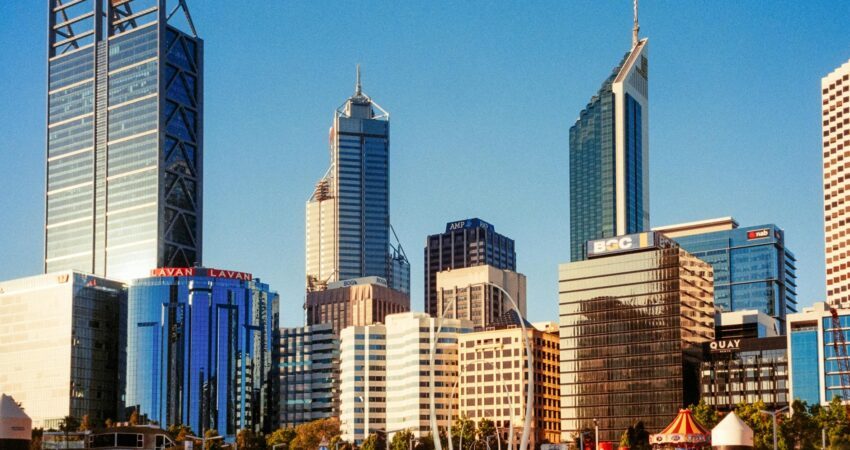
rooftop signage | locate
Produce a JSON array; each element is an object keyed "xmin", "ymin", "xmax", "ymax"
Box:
[
  {"xmin": 446, "ymin": 218, "xmax": 494, "ymax": 233},
  {"xmin": 587, "ymin": 232, "xmax": 661, "ymax": 258},
  {"xmin": 149, "ymin": 267, "xmax": 253, "ymax": 281}
]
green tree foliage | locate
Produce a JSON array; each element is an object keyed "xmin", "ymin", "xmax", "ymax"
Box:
[
  {"xmin": 735, "ymin": 400, "xmax": 779, "ymax": 450},
  {"xmin": 267, "ymin": 427, "xmax": 297, "ymax": 450},
  {"xmin": 390, "ymin": 429, "xmax": 415, "ymax": 450},
  {"xmin": 236, "ymin": 429, "xmax": 266, "ymax": 450},
  {"xmin": 361, "ymin": 434, "xmax": 386, "ymax": 450},
  {"xmin": 414, "ymin": 434, "xmax": 435, "ymax": 450},
  {"xmin": 815, "ymin": 396, "xmax": 850, "ymax": 449},
  {"xmin": 79, "ymin": 415, "xmax": 92, "ymax": 432},
  {"xmin": 205, "ymin": 429, "xmax": 224, "ymax": 450},
  {"xmin": 616, "ymin": 422, "xmax": 649, "ymax": 450},
  {"xmin": 780, "ymin": 400, "xmax": 818, "ymax": 450},
  {"xmin": 167, "ymin": 424, "xmax": 195, "ymax": 444},
  {"xmin": 450, "ymin": 416, "xmax": 476, "ymax": 450},
  {"xmin": 476, "ymin": 419, "xmax": 496, "ymax": 450},
  {"xmin": 688, "ymin": 400, "xmax": 721, "ymax": 430},
  {"xmin": 289, "ymin": 418, "xmax": 341, "ymax": 450}
]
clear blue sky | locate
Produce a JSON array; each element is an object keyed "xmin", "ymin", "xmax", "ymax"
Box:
[{"xmin": 1, "ymin": 1, "xmax": 848, "ymax": 327}]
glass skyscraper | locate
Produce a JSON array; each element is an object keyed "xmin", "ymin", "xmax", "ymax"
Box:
[
  {"xmin": 306, "ymin": 68, "xmax": 409, "ymax": 293},
  {"xmin": 46, "ymin": 0, "xmax": 203, "ymax": 281},
  {"xmin": 125, "ymin": 268, "xmax": 278, "ymax": 439},
  {"xmin": 569, "ymin": 38, "xmax": 649, "ymax": 261},
  {"xmin": 656, "ymin": 218, "xmax": 798, "ymax": 331}
]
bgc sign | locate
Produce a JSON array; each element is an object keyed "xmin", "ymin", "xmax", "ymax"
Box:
[{"xmin": 587, "ymin": 232, "xmax": 655, "ymax": 258}]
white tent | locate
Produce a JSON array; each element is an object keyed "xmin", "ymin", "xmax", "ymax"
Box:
[
  {"xmin": 711, "ymin": 412, "xmax": 753, "ymax": 449},
  {"xmin": 0, "ymin": 394, "xmax": 31, "ymax": 441}
]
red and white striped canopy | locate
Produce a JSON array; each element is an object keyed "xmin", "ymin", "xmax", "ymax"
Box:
[{"xmin": 650, "ymin": 409, "xmax": 711, "ymax": 447}]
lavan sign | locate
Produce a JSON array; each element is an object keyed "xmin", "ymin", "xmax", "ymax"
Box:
[
  {"xmin": 150, "ymin": 267, "xmax": 254, "ymax": 281},
  {"xmin": 587, "ymin": 232, "xmax": 656, "ymax": 258}
]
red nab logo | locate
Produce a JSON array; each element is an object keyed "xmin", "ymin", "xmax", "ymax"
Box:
[{"xmin": 747, "ymin": 229, "xmax": 770, "ymax": 240}]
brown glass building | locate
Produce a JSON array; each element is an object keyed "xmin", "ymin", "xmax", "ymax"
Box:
[
  {"xmin": 559, "ymin": 232, "xmax": 715, "ymax": 442},
  {"xmin": 305, "ymin": 276, "xmax": 409, "ymax": 335}
]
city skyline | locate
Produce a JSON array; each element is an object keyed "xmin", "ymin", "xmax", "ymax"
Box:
[{"xmin": 1, "ymin": 2, "xmax": 848, "ymax": 327}]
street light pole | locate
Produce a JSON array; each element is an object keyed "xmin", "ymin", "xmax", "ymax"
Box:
[
  {"xmin": 758, "ymin": 406, "xmax": 789, "ymax": 450},
  {"xmin": 593, "ymin": 419, "xmax": 598, "ymax": 450}
]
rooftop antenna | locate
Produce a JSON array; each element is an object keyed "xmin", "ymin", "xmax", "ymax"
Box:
[
  {"xmin": 355, "ymin": 64, "xmax": 362, "ymax": 96},
  {"xmin": 632, "ymin": 0, "xmax": 640, "ymax": 48}
]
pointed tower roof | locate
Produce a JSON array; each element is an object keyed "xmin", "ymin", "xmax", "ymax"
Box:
[
  {"xmin": 711, "ymin": 412, "xmax": 753, "ymax": 447},
  {"xmin": 0, "ymin": 394, "xmax": 31, "ymax": 441}
]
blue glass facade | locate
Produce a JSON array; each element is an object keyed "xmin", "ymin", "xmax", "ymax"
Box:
[
  {"xmin": 126, "ymin": 269, "xmax": 278, "ymax": 439},
  {"xmin": 569, "ymin": 42, "xmax": 649, "ymax": 262},
  {"xmin": 668, "ymin": 224, "xmax": 797, "ymax": 328},
  {"xmin": 46, "ymin": 1, "xmax": 203, "ymax": 281},
  {"xmin": 823, "ymin": 316, "xmax": 850, "ymax": 403},
  {"xmin": 789, "ymin": 327, "xmax": 820, "ymax": 405}
]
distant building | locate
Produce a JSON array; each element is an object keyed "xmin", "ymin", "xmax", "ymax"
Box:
[
  {"xmin": 44, "ymin": 0, "xmax": 204, "ymax": 280},
  {"xmin": 655, "ymin": 217, "xmax": 797, "ymax": 330},
  {"xmin": 277, "ymin": 323, "xmax": 339, "ymax": 428},
  {"xmin": 305, "ymin": 276, "xmax": 410, "ymax": 336},
  {"xmin": 559, "ymin": 232, "xmax": 714, "ymax": 442},
  {"xmin": 715, "ymin": 310, "xmax": 780, "ymax": 340},
  {"xmin": 458, "ymin": 320, "xmax": 560, "ymax": 448},
  {"xmin": 700, "ymin": 336, "xmax": 788, "ymax": 413},
  {"xmin": 340, "ymin": 313, "xmax": 472, "ymax": 444},
  {"xmin": 0, "ymin": 272, "xmax": 126, "ymax": 429},
  {"xmin": 125, "ymin": 267, "xmax": 279, "ymax": 439},
  {"xmin": 569, "ymin": 33, "xmax": 649, "ymax": 262},
  {"xmin": 823, "ymin": 59, "xmax": 850, "ymax": 308},
  {"xmin": 424, "ymin": 219, "xmax": 516, "ymax": 315},
  {"xmin": 787, "ymin": 302, "xmax": 850, "ymax": 407},
  {"xmin": 436, "ymin": 265, "xmax": 526, "ymax": 330},
  {"xmin": 305, "ymin": 67, "xmax": 409, "ymax": 294}
]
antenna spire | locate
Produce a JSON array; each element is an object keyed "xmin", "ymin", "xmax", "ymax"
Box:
[
  {"xmin": 632, "ymin": 0, "xmax": 640, "ymax": 48},
  {"xmin": 355, "ymin": 64, "xmax": 362, "ymax": 96}
]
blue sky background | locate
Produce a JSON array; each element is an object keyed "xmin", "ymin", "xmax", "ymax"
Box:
[{"xmin": 1, "ymin": 1, "xmax": 848, "ymax": 327}]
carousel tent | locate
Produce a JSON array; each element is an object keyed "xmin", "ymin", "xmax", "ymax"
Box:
[
  {"xmin": 711, "ymin": 412, "xmax": 753, "ymax": 449},
  {"xmin": 0, "ymin": 394, "xmax": 31, "ymax": 450},
  {"xmin": 650, "ymin": 409, "xmax": 711, "ymax": 449}
]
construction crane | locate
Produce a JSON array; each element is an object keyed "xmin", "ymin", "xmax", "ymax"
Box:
[{"xmin": 830, "ymin": 307, "xmax": 850, "ymax": 413}]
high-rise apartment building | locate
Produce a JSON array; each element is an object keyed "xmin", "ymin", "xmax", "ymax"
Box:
[
  {"xmin": 125, "ymin": 267, "xmax": 279, "ymax": 438},
  {"xmin": 569, "ymin": 24, "xmax": 649, "ymax": 262},
  {"xmin": 559, "ymin": 232, "xmax": 714, "ymax": 442},
  {"xmin": 458, "ymin": 321, "xmax": 561, "ymax": 448},
  {"xmin": 435, "ymin": 265, "xmax": 526, "ymax": 330},
  {"xmin": 306, "ymin": 68, "xmax": 409, "ymax": 294},
  {"xmin": 45, "ymin": 1, "xmax": 203, "ymax": 280},
  {"xmin": 278, "ymin": 323, "xmax": 340, "ymax": 428},
  {"xmin": 823, "ymin": 59, "xmax": 850, "ymax": 308},
  {"xmin": 0, "ymin": 271, "xmax": 126, "ymax": 428},
  {"xmin": 339, "ymin": 313, "xmax": 472, "ymax": 444},
  {"xmin": 424, "ymin": 219, "xmax": 516, "ymax": 316},
  {"xmin": 305, "ymin": 276, "xmax": 410, "ymax": 336},
  {"xmin": 655, "ymin": 217, "xmax": 797, "ymax": 330}
]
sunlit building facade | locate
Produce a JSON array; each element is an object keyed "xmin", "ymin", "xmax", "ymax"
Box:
[
  {"xmin": 436, "ymin": 265, "xmax": 526, "ymax": 330},
  {"xmin": 569, "ymin": 38, "xmax": 649, "ymax": 262},
  {"xmin": 125, "ymin": 268, "xmax": 278, "ymax": 439},
  {"xmin": 0, "ymin": 271, "xmax": 126, "ymax": 429},
  {"xmin": 45, "ymin": 0, "xmax": 203, "ymax": 280},
  {"xmin": 559, "ymin": 232, "xmax": 714, "ymax": 442},
  {"xmin": 424, "ymin": 219, "xmax": 516, "ymax": 316},
  {"xmin": 277, "ymin": 323, "xmax": 339, "ymax": 428},
  {"xmin": 787, "ymin": 302, "xmax": 850, "ymax": 407},
  {"xmin": 306, "ymin": 68, "xmax": 409, "ymax": 294},
  {"xmin": 823, "ymin": 59, "xmax": 850, "ymax": 308},
  {"xmin": 305, "ymin": 276, "xmax": 410, "ymax": 336}
]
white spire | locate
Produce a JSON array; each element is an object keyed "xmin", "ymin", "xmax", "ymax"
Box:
[
  {"xmin": 632, "ymin": 0, "xmax": 640, "ymax": 48},
  {"xmin": 355, "ymin": 64, "xmax": 362, "ymax": 96}
]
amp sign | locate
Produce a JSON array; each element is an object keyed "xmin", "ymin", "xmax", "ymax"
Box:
[{"xmin": 587, "ymin": 232, "xmax": 656, "ymax": 258}]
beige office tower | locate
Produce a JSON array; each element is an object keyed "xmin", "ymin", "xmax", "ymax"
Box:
[
  {"xmin": 824, "ymin": 58, "xmax": 850, "ymax": 308},
  {"xmin": 305, "ymin": 276, "xmax": 410, "ymax": 335},
  {"xmin": 339, "ymin": 312, "xmax": 472, "ymax": 444},
  {"xmin": 458, "ymin": 321, "xmax": 561, "ymax": 448},
  {"xmin": 436, "ymin": 265, "xmax": 526, "ymax": 330}
]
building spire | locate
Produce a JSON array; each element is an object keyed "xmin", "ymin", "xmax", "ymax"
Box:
[
  {"xmin": 632, "ymin": 0, "xmax": 640, "ymax": 48},
  {"xmin": 355, "ymin": 64, "xmax": 362, "ymax": 96}
]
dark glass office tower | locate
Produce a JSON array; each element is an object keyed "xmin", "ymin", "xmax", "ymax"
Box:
[
  {"xmin": 125, "ymin": 268, "xmax": 279, "ymax": 439},
  {"xmin": 559, "ymin": 232, "xmax": 714, "ymax": 442},
  {"xmin": 46, "ymin": 0, "xmax": 203, "ymax": 281},
  {"xmin": 424, "ymin": 218, "xmax": 516, "ymax": 316},
  {"xmin": 569, "ymin": 37, "xmax": 649, "ymax": 261},
  {"xmin": 306, "ymin": 68, "xmax": 409, "ymax": 294}
]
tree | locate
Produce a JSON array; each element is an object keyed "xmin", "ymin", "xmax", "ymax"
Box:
[
  {"xmin": 391, "ymin": 429, "xmax": 415, "ymax": 450},
  {"xmin": 629, "ymin": 422, "xmax": 650, "ymax": 450},
  {"xmin": 289, "ymin": 418, "xmax": 341, "ymax": 450},
  {"xmin": 361, "ymin": 434, "xmax": 386, "ymax": 450},
  {"xmin": 476, "ymin": 419, "xmax": 495, "ymax": 450},
  {"xmin": 59, "ymin": 416, "xmax": 80, "ymax": 450},
  {"xmin": 450, "ymin": 416, "xmax": 476, "ymax": 450},
  {"xmin": 105, "ymin": 419, "xmax": 114, "ymax": 429},
  {"xmin": 267, "ymin": 427, "xmax": 297, "ymax": 450},
  {"xmin": 780, "ymin": 400, "xmax": 818, "ymax": 450},
  {"xmin": 30, "ymin": 428, "xmax": 43, "ymax": 450},
  {"xmin": 236, "ymin": 429, "xmax": 266, "ymax": 450},
  {"xmin": 129, "ymin": 409, "xmax": 140, "ymax": 426},
  {"xmin": 79, "ymin": 415, "xmax": 92, "ymax": 432},
  {"xmin": 167, "ymin": 424, "xmax": 195, "ymax": 444},
  {"xmin": 815, "ymin": 396, "xmax": 850, "ymax": 449},
  {"xmin": 414, "ymin": 434, "xmax": 435, "ymax": 450},
  {"xmin": 689, "ymin": 400, "xmax": 721, "ymax": 430},
  {"xmin": 735, "ymin": 400, "xmax": 781, "ymax": 450},
  {"xmin": 205, "ymin": 429, "xmax": 224, "ymax": 450}
]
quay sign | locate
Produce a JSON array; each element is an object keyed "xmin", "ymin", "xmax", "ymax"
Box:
[
  {"xmin": 150, "ymin": 267, "xmax": 253, "ymax": 281},
  {"xmin": 709, "ymin": 339, "xmax": 741, "ymax": 352},
  {"xmin": 587, "ymin": 232, "xmax": 656, "ymax": 258}
]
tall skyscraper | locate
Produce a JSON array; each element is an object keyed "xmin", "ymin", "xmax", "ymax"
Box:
[
  {"xmin": 655, "ymin": 217, "xmax": 798, "ymax": 331},
  {"xmin": 823, "ymin": 58, "xmax": 850, "ymax": 308},
  {"xmin": 569, "ymin": 12, "xmax": 649, "ymax": 261},
  {"xmin": 424, "ymin": 218, "xmax": 516, "ymax": 316},
  {"xmin": 46, "ymin": 1, "xmax": 203, "ymax": 281},
  {"xmin": 435, "ymin": 265, "xmax": 526, "ymax": 330},
  {"xmin": 306, "ymin": 67, "xmax": 410, "ymax": 294}
]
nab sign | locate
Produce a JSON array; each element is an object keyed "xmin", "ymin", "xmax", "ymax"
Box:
[{"xmin": 587, "ymin": 232, "xmax": 656, "ymax": 258}]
